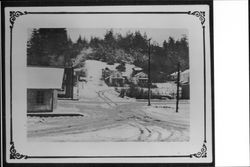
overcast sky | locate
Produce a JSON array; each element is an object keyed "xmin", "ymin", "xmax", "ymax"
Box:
[{"xmin": 67, "ymin": 28, "xmax": 188, "ymax": 46}]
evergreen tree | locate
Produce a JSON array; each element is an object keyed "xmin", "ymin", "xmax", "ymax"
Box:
[
  {"xmin": 132, "ymin": 31, "xmax": 148, "ymax": 52},
  {"xmin": 27, "ymin": 28, "xmax": 71, "ymax": 67},
  {"xmin": 116, "ymin": 62, "xmax": 126, "ymax": 72}
]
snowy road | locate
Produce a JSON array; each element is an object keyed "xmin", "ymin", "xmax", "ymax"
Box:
[
  {"xmin": 27, "ymin": 60, "xmax": 189, "ymax": 142},
  {"xmin": 28, "ymin": 97, "xmax": 189, "ymax": 142}
]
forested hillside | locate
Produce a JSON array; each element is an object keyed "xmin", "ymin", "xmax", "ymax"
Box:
[{"xmin": 27, "ymin": 28, "xmax": 189, "ymax": 82}]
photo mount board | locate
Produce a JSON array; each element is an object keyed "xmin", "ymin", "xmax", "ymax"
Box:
[{"xmin": 1, "ymin": 0, "xmax": 214, "ymax": 166}]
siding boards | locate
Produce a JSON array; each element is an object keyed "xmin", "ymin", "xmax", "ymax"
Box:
[{"xmin": 27, "ymin": 89, "xmax": 56, "ymax": 112}]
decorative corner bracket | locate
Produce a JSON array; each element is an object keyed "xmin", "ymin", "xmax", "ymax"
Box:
[
  {"xmin": 10, "ymin": 142, "xmax": 28, "ymax": 159},
  {"xmin": 188, "ymin": 11, "xmax": 205, "ymax": 26},
  {"xmin": 10, "ymin": 11, "xmax": 28, "ymax": 29},
  {"xmin": 190, "ymin": 142, "xmax": 207, "ymax": 158}
]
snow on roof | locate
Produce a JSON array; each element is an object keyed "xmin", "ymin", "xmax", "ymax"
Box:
[
  {"xmin": 134, "ymin": 71, "xmax": 148, "ymax": 78},
  {"xmin": 170, "ymin": 69, "xmax": 189, "ymax": 83},
  {"xmin": 27, "ymin": 67, "xmax": 64, "ymax": 89},
  {"xmin": 180, "ymin": 70, "xmax": 189, "ymax": 83},
  {"xmin": 170, "ymin": 72, "xmax": 178, "ymax": 76},
  {"xmin": 155, "ymin": 82, "xmax": 176, "ymax": 88},
  {"xmin": 122, "ymin": 64, "xmax": 135, "ymax": 77},
  {"xmin": 110, "ymin": 71, "xmax": 123, "ymax": 78},
  {"xmin": 181, "ymin": 69, "xmax": 189, "ymax": 74},
  {"xmin": 133, "ymin": 67, "xmax": 142, "ymax": 71},
  {"xmin": 171, "ymin": 69, "xmax": 189, "ymax": 76},
  {"xmin": 74, "ymin": 67, "xmax": 85, "ymax": 72}
]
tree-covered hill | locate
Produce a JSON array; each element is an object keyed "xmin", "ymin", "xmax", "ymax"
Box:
[{"xmin": 27, "ymin": 28, "xmax": 189, "ymax": 82}]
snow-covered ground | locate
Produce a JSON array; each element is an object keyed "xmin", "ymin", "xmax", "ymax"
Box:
[
  {"xmin": 78, "ymin": 60, "xmax": 109, "ymax": 99},
  {"xmin": 27, "ymin": 60, "xmax": 189, "ymax": 142},
  {"xmin": 154, "ymin": 82, "xmax": 180, "ymax": 97}
]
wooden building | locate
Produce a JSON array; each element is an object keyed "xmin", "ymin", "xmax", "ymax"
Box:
[
  {"xmin": 27, "ymin": 67, "xmax": 64, "ymax": 113},
  {"xmin": 105, "ymin": 70, "xmax": 125, "ymax": 87},
  {"xmin": 131, "ymin": 71, "xmax": 148, "ymax": 87},
  {"xmin": 61, "ymin": 67, "xmax": 74, "ymax": 98},
  {"xmin": 170, "ymin": 69, "xmax": 190, "ymax": 99}
]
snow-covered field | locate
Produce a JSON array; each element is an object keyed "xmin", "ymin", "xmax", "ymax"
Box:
[{"xmin": 27, "ymin": 60, "xmax": 189, "ymax": 142}]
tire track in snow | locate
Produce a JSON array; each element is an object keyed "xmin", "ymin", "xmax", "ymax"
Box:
[{"xmin": 97, "ymin": 90, "xmax": 117, "ymax": 107}]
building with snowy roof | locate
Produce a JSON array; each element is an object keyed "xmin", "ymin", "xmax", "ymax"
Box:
[
  {"xmin": 27, "ymin": 67, "xmax": 64, "ymax": 113},
  {"xmin": 104, "ymin": 70, "xmax": 125, "ymax": 87},
  {"xmin": 169, "ymin": 69, "xmax": 190, "ymax": 99},
  {"xmin": 132, "ymin": 67, "xmax": 143, "ymax": 72},
  {"xmin": 170, "ymin": 69, "xmax": 189, "ymax": 84},
  {"xmin": 131, "ymin": 71, "xmax": 148, "ymax": 87}
]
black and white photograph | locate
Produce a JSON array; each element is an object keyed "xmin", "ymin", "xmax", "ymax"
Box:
[
  {"xmin": 2, "ymin": 2, "xmax": 214, "ymax": 165},
  {"xmin": 27, "ymin": 28, "xmax": 190, "ymax": 142}
]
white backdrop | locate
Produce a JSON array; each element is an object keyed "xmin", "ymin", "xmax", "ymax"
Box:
[
  {"xmin": 0, "ymin": 0, "xmax": 249, "ymax": 166},
  {"xmin": 214, "ymin": 0, "xmax": 249, "ymax": 166}
]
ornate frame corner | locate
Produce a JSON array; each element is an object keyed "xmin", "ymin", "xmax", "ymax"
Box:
[
  {"xmin": 10, "ymin": 142, "xmax": 28, "ymax": 159},
  {"xmin": 9, "ymin": 11, "xmax": 28, "ymax": 28},
  {"xmin": 188, "ymin": 11, "xmax": 206, "ymax": 26},
  {"xmin": 190, "ymin": 142, "xmax": 207, "ymax": 158}
]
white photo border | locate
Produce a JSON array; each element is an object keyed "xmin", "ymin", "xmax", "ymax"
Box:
[{"xmin": 2, "ymin": 2, "xmax": 214, "ymax": 165}]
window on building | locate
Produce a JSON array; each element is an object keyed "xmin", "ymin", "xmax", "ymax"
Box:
[{"xmin": 36, "ymin": 91, "xmax": 45, "ymax": 104}]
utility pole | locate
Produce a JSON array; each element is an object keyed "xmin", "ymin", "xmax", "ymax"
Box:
[
  {"xmin": 176, "ymin": 62, "xmax": 180, "ymax": 113},
  {"xmin": 71, "ymin": 66, "xmax": 74, "ymax": 100},
  {"xmin": 71, "ymin": 59, "xmax": 74, "ymax": 100},
  {"xmin": 148, "ymin": 38, "xmax": 151, "ymax": 106}
]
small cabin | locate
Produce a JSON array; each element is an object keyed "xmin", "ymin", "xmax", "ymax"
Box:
[
  {"xmin": 105, "ymin": 70, "xmax": 125, "ymax": 87},
  {"xmin": 132, "ymin": 71, "xmax": 148, "ymax": 87},
  {"xmin": 27, "ymin": 67, "xmax": 64, "ymax": 113},
  {"xmin": 170, "ymin": 69, "xmax": 190, "ymax": 99}
]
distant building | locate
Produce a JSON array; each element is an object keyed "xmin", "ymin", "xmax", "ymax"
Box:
[
  {"xmin": 60, "ymin": 67, "xmax": 74, "ymax": 98},
  {"xmin": 179, "ymin": 70, "xmax": 189, "ymax": 99},
  {"xmin": 181, "ymin": 83, "xmax": 189, "ymax": 99},
  {"xmin": 104, "ymin": 70, "xmax": 125, "ymax": 87},
  {"xmin": 170, "ymin": 69, "xmax": 190, "ymax": 99},
  {"xmin": 131, "ymin": 67, "xmax": 143, "ymax": 76},
  {"xmin": 58, "ymin": 67, "xmax": 81, "ymax": 99},
  {"xmin": 27, "ymin": 67, "xmax": 64, "ymax": 113},
  {"xmin": 132, "ymin": 67, "xmax": 143, "ymax": 72},
  {"xmin": 170, "ymin": 69, "xmax": 189, "ymax": 83},
  {"xmin": 131, "ymin": 71, "xmax": 148, "ymax": 87},
  {"xmin": 102, "ymin": 66, "xmax": 148, "ymax": 87},
  {"xmin": 154, "ymin": 82, "xmax": 179, "ymax": 98}
]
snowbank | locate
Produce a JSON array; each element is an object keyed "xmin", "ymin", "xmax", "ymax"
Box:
[{"xmin": 143, "ymin": 104, "xmax": 189, "ymax": 127}]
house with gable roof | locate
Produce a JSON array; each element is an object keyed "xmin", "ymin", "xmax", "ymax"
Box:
[{"xmin": 27, "ymin": 67, "xmax": 64, "ymax": 113}]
